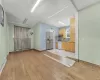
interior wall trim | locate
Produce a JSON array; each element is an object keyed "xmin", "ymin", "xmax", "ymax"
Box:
[
  {"xmin": 34, "ymin": 49, "xmax": 46, "ymax": 52},
  {"xmin": 79, "ymin": 1, "xmax": 100, "ymax": 11},
  {"xmin": 70, "ymin": 0, "xmax": 78, "ymax": 11},
  {"xmin": 67, "ymin": 57, "xmax": 100, "ymax": 68},
  {"xmin": 75, "ymin": 12, "xmax": 79, "ymax": 60}
]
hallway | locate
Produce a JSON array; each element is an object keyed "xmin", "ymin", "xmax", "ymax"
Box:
[{"xmin": 0, "ymin": 50, "xmax": 100, "ymax": 80}]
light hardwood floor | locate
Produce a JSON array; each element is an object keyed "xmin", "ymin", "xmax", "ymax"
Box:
[{"xmin": 0, "ymin": 50, "xmax": 100, "ymax": 80}]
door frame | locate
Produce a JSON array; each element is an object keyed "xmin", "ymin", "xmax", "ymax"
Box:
[{"xmin": 75, "ymin": 12, "xmax": 79, "ymax": 60}]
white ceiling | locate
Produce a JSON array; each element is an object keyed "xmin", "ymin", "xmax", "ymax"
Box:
[
  {"xmin": 2, "ymin": 0, "xmax": 100, "ymax": 27},
  {"xmin": 73, "ymin": 0, "xmax": 100, "ymax": 10}
]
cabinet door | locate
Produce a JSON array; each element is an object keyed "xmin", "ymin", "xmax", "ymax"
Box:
[
  {"xmin": 72, "ymin": 43, "xmax": 75, "ymax": 52},
  {"xmin": 66, "ymin": 43, "xmax": 70, "ymax": 51},
  {"xmin": 62, "ymin": 42, "xmax": 66, "ymax": 50},
  {"xmin": 68, "ymin": 43, "xmax": 74, "ymax": 52},
  {"xmin": 56, "ymin": 42, "xmax": 58, "ymax": 49},
  {"xmin": 70, "ymin": 43, "xmax": 73, "ymax": 52},
  {"xmin": 68, "ymin": 43, "xmax": 72, "ymax": 52},
  {"xmin": 66, "ymin": 42, "xmax": 75, "ymax": 52},
  {"xmin": 70, "ymin": 17, "xmax": 75, "ymax": 42},
  {"xmin": 67, "ymin": 43, "xmax": 70, "ymax": 51},
  {"xmin": 59, "ymin": 28, "xmax": 66, "ymax": 38}
]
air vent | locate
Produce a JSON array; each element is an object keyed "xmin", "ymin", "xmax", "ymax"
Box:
[{"xmin": 23, "ymin": 18, "xmax": 28, "ymax": 24}]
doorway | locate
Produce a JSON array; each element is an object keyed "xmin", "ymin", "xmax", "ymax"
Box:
[{"xmin": 47, "ymin": 15, "xmax": 78, "ymax": 59}]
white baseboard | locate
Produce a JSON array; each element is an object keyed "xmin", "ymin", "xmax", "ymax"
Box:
[
  {"xmin": 34, "ymin": 48, "xmax": 45, "ymax": 51},
  {"xmin": 0, "ymin": 58, "xmax": 7, "ymax": 76}
]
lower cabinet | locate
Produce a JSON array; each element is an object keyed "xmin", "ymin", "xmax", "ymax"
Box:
[
  {"xmin": 62, "ymin": 42, "xmax": 75, "ymax": 53},
  {"xmin": 56, "ymin": 42, "xmax": 75, "ymax": 53},
  {"xmin": 56, "ymin": 42, "xmax": 58, "ymax": 49}
]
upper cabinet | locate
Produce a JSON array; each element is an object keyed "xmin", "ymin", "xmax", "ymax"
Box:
[
  {"xmin": 59, "ymin": 27, "xmax": 66, "ymax": 39},
  {"xmin": 70, "ymin": 17, "xmax": 75, "ymax": 42}
]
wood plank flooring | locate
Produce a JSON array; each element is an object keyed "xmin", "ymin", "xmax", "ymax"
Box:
[
  {"xmin": 44, "ymin": 52, "xmax": 75, "ymax": 67},
  {"xmin": 0, "ymin": 50, "xmax": 100, "ymax": 80}
]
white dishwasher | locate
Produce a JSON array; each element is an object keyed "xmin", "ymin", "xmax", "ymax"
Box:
[{"xmin": 58, "ymin": 41, "xmax": 62, "ymax": 50}]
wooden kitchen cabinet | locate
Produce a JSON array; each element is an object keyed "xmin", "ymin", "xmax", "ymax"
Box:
[
  {"xmin": 62, "ymin": 42, "xmax": 66, "ymax": 50},
  {"xmin": 56, "ymin": 42, "xmax": 75, "ymax": 53},
  {"xmin": 56, "ymin": 42, "xmax": 58, "ymax": 49},
  {"xmin": 70, "ymin": 17, "xmax": 75, "ymax": 42},
  {"xmin": 62, "ymin": 42, "xmax": 75, "ymax": 53},
  {"xmin": 71, "ymin": 42, "xmax": 75, "ymax": 52},
  {"xmin": 70, "ymin": 42, "xmax": 75, "ymax": 52}
]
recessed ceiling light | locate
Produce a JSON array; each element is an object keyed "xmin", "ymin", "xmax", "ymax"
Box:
[
  {"xmin": 58, "ymin": 21, "xmax": 65, "ymax": 25},
  {"xmin": 48, "ymin": 6, "xmax": 68, "ymax": 18},
  {"xmin": 31, "ymin": 0, "xmax": 42, "ymax": 13}
]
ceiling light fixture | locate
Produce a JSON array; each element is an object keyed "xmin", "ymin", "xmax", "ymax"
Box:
[
  {"xmin": 48, "ymin": 6, "xmax": 68, "ymax": 18},
  {"xmin": 31, "ymin": 0, "xmax": 42, "ymax": 13},
  {"xmin": 58, "ymin": 21, "xmax": 65, "ymax": 25}
]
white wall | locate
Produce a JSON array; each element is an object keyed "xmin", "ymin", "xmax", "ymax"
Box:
[
  {"xmin": 0, "ymin": 2, "xmax": 10, "ymax": 70},
  {"xmin": 30, "ymin": 28, "xmax": 34, "ymax": 49},
  {"xmin": 33, "ymin": 23, "xmax": 58, "ymax": 51},
  {"xmin": 79, "ymin": 3, "xmax": 100, "ymax": 65},
  {"xmin": 8, "ymin": 23, "xmax": 14, "ymax": 52},
  {"xmin": 33, "ymin": 23, "xmax": 41, "ymax": 50}
]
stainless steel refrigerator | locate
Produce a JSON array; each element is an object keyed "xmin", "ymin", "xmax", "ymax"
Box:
[{"xmin": 46, "ymin": 32, "xmax": 53, "ymax": 50}]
